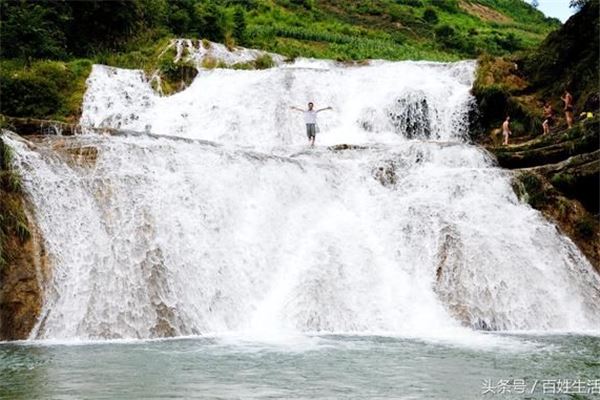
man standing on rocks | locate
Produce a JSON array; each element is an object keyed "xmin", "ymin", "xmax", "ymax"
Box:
[{"xmin": 290, "ymin": 102, "xmax": 333, "ymax": 147}]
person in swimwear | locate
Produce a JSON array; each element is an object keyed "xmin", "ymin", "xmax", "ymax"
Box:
[
  {"xmin": 542, "ymin": 101, "xmax": 553, "ymax": 135},
  {"xmin": 561, "ymin": 89, "xmax": 574, "ymax": 129},
  {"xmin": 502, "ymin": 115, "xmax": 511, "ymax": 146}
]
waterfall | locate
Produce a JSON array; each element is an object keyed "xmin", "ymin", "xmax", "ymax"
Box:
[{"xmin": 5, "ymin": 58, "xmax": 600, "ymax": 340}]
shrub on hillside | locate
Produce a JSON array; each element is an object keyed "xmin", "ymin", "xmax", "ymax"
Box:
[
  {"xmin": 254, "ymin": 54, "xmax": 275, "ymax": 69},
  {"xmin": 423, "ymin": 8, "xmax": 438, "ymax": 24},
  {"xmin": 289, "ymin": 0, "xmax": 314, "ymax": 9},
  {"xmin": 394, "ymin": 0, "xmax": 423, "ymax": 6},
  {"xmin": 0, "ymin": 60, "xmax": 91, "ymax": 120},
  {"xmin": 433, "ymin": 0, "xmax": 459, "ymax": 13},
  {"xmin": 575, "ymin": 216, "xmax": 596, "ymax": 238},
  {"xmin": 435, "ymin": 24, "xmax": 456, "ymax": 40},
  {"xmin": 435, "ymin": 24, "xmax": 476, "ymax": 55},
  {"xmin": 0, "ymin": 73, "xmax": 62, "ymax": 118},
  {"xmin": 493, "ymin": 32, "xmax": 522, "ymax": 52},
  {"xmin": 355, "ymin": 2, "xmax": 385, "ymax": 16}
]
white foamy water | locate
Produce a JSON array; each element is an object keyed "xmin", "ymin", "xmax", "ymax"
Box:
[
  {"xmin": 4, "ymin": 57, "xmax": 600, "ymax": 341},
  {"xmin": 80, "ymin": 59, "xmax": 474, "ymax": 145}
]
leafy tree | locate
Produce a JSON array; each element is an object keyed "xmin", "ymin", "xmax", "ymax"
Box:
[
  {"xmin": 169, "ymin": 8, "xmax": 192, "ymax": 35},
  {"xmin": 570, "ymin": 0, "xmax": 590, "ymax": 9},
  {"xmin": 138, "ymin": 0, "xmax": 169, "ymax": 28},
  {"xmin": 0, "ymin": 0, "xmax": 71, "ymax": 60},
  {"xmin": 166, "ymin": 0, "xmax": 196, "ymax": 36},
  {"xmin": 233, "ymin": 7, "xmax": 247, "ymax": 46},
  {"xmin": 66, "ymin": 1, "xmax": 143, "ymax": 55},
  {"xmin": 195, "ymin": 3, "xmax": 225, "ymax": 42}
]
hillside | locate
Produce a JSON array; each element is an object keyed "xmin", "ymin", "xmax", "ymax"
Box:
[
  {"xmin": 0, "ymin": 0, "xmax": 559, "ymax": 122},
  {"xmin": 241, "ymin": 0, "xmax": 559, "ymax": 61}
]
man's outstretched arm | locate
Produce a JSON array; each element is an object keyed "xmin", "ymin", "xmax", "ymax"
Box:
[
  {"xmin": 316, "ymin": 106, "xmax": 333, "ymax": 112},
  {"xmin": 290, "ymin": 106, "xmax": 304, "ymax": 112}
]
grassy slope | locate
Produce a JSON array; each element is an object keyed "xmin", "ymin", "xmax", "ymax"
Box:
[
  {"xmin": 246, "ymin": 0, "xmax": 559, "ymax": 61},
  {"xmin": 0, "ymin": 0, "xmax": 559, "ymax": 122}
]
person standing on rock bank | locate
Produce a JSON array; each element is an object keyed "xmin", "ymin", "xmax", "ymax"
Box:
[
  {"xmin": 290, "ymin": 102, "xmax": 333, "ymax": 147},
  {"xmin": 502, "ymin": 115, "xmax": 511, "ymax": 145},
  {"xmin": 542, "ymin": 101, "xmax": 553, "ymax": 135},
  {"xmin": 561, "ymin": 89, "xmax": 574, "ymax": 129}
]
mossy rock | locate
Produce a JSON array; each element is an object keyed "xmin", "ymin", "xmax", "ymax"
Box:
[{"xmin": 156, "ymin": 57, "xmax": 198, "ymax": 95}]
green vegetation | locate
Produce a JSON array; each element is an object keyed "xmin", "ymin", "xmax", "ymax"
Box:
[
  {"xmin": 0, "ymin": 0, "xmax": 560, "ymax": 121},
  {"xmin": 233, "ymin": 7, "xmax": 248, "ymax": 46},
  {"xmin": 0, "ymin": 59, "xmax": 92, "ymax": 121},
  {"xmin": 0, "ymin": 136, "xmax": 31, "ymax": 270},
  {"xmin": 254, "ymin": 54, "xmax": 275, "ymax": 69},
  {"xmin": 243, "ymin": 0, "xmax": 557, "ymax": 60},
  {"xmin": 423, "ymin": 8, "xmax": 438, "ymax": 24},
  {"xmin": 154, "ymin": 50, "xmax": 199, "ymax": 95},
  {"xmin": 550, "ymin": 172, "xmax": 576, "ymax": 192},
  {"xmin": 575, "ymin": 216, "xmax": 596, "ymax": 238},
  {"xmin": 522, "ymin": 0, "xmax": 599, "ymax": 112},
  {"xmin": 471, "ymin": 0, "xmax": 598, "ymax": 141},
  {"xmin": 519, "ymin": 172, "xmax": 547, "ymax": 208}
]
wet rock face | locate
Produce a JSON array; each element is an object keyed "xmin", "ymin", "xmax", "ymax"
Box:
[
  {"xmin": 65, "ymin": 146, "xmax": 99, "ymax": 168},
  {"xmin": 158, "ymin": 63, "xmax": 199, "ymax": 95},
  {"xmin": 0, "ymin": 134, "xmax": 49, "ymax": 340},
  {"xmin": 372, "ymin": 152, "xmax": 425, "ymax": 188},
  {"xmin": 355, "ymin": 92, "xmax": 434, "ymax": 139},
  {"xmin": 433, "ymin": 226, "xmax": 509, "ymax": 331},
  {"xmin": 485, "ymin": 118, "xmax": 600, "ymax": 269},
  {"xmin": 0, "ymin": 210, "xmax": 48, "ymax": 341},
  {"xmin": 387, "ymin": 94, "xmax": 432, "ymax": 139},
  {"xmin": 27, "ymin": 137, "xmax": 100, "ymax": 168},
  {"xmin": 373, "ymin": 160, "xmax": 398, "ymax": 187},
  {"xmin": 514, "ymin": 171, "xmax": 600, "ymax": 271},
  {"xmin": 433, "ymin": 226, "xmax": 471, "ymax": 328},
  {"xmin": 328, "ymin": 144, "xmax": 369, "ymax": 152}
]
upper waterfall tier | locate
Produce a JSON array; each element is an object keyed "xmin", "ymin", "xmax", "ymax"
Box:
[{"xmin": 80, "ymin": 59, "xmax": 475, "ymax": 146}]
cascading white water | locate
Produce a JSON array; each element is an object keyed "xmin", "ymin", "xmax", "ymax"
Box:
[
  {"xmin": 80, "ymin": 60, "xmax": 474, "ymax": 145},
  {"xmin": 6, "ymin": 57, "xmax": 600, "ymax": 340}
]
